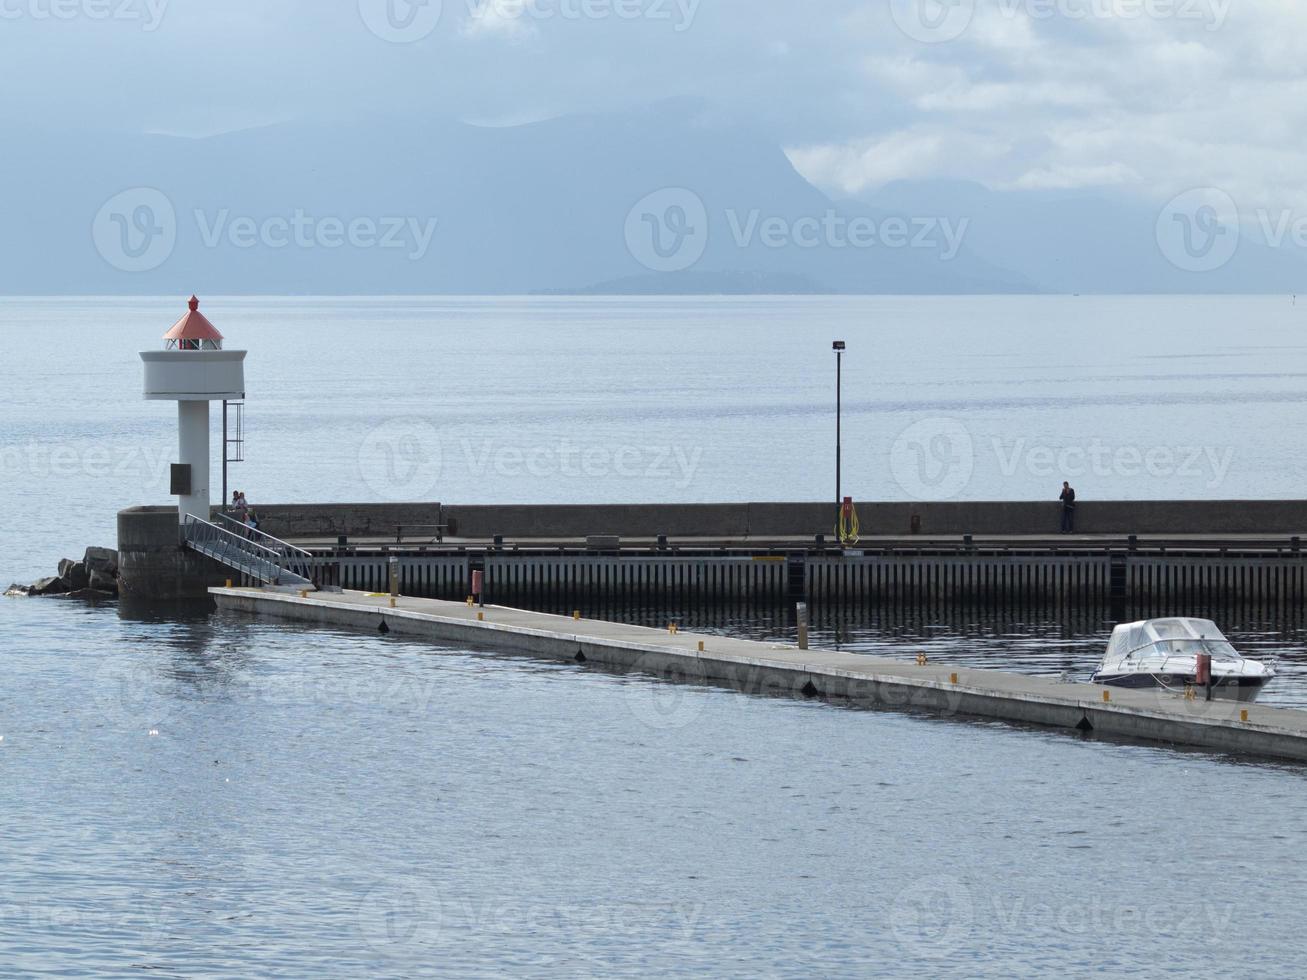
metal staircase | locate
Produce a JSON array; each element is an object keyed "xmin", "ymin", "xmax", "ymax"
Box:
[{"xmin": 182, "ymin": 514, "xmax": 317, "ymax": 590}]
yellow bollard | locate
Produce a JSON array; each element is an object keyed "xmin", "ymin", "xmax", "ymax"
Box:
[
  {"xmin": 1102, "ymin": 690, "xmax": 1111, "ymax": 703},
  {"xmin": 1241, "ymin": 709, "xmax": 1250, "ymax": 722},
  {"xmin": 573, "ymin": 610, "xmax": 581, "ymax": 621},
  {"xmin": 950, "ymin": 673, "xmax": 959, "ymax": 685},
  {"xmin": 698, "ymin": 641, "xmax": 705, "ymax": 653},
  {"xmin": 225, "ymin": 579, "xmax": 233, "ymax": 589},
  {"xmin": 477, "ymin": 612, "xmax": 485, "ymax": 622},
  {"xmin": 299, "ymin": 589, "xmax": 308, "ymax": 599}
]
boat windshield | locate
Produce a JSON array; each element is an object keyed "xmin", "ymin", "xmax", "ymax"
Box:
[
  {"xmin": 1150, "ymin": 619, "xmax": 1194, "ymax": 640},
  {"xmin": 1138, "ymin": 638, "xmax": 1241, "ymax": 661},
  {"xmin": 1184, "ymin": 619, "xmax": 1229, "ymax": 642}
]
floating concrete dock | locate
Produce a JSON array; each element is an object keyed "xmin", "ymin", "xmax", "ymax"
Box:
[{"xmin": 210, "ymin": 586, "xmax": 1307, "ymax": 764}]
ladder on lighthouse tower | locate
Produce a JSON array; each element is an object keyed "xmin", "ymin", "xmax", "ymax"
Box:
[
  {"xmin": 222, "ymin": 399, "xmax": 244, "ymax": 506},
  {"xmin": 181, "ymin": 514, "xmax": 318, "ymax": 590}
]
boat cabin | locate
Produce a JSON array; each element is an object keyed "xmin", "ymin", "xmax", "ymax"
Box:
[{"xmin": 1105, "ymin": 618, "xmax": 1240, "ymax": 663}]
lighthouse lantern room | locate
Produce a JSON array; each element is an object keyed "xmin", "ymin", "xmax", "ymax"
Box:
[{"xmin": 141, "ymin": 297, "xmax": 247, "ymax": 526}]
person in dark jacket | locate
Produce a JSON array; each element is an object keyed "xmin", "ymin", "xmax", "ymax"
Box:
[{"xmin": 1059, "ymin": 482, "xmax": 1077, "ymax": 533}]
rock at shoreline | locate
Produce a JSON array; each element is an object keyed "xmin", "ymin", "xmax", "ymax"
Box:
[
  {"xmin": 4, "ymin": 584, "xmax": 29, "ymax": 597},
  {"xmin": 57, "ymin": 588, "xmax": 117, "ymax": 601},
  {"xmin": 88, "ymin": 570, "xmax": 118, "ymax": 594},
  {"xmin": 23, "ymin": 547, "xmax": 120, "ymax": 599},
  {"xmin": 84, "ymin": 547, "xmax": 118, "ymax": 577},
  {"xmin": 58, "ymin": 559, "xmax": 90, "ymax": 591},
  {"xmin": 31, "ymin": 576, "xmax": 69, "ymax": 596}
]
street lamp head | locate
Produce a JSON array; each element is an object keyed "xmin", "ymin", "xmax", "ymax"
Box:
[{"xmin": 832, "ymin": 340, "xmax": 846, "ymax": 351}]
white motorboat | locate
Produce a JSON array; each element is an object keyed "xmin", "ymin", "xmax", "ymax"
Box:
[{"xmin": 1092, "ymin": 618, "xmax": 1276, "ymax": 703}]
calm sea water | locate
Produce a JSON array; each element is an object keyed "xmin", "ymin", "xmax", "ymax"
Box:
[{"xmin": 4, "ymin": 296, "xmax": 1307, "ymax": 976}]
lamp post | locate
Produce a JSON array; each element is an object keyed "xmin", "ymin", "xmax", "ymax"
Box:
[{"xmin": 833, "ymin": 340, "xmax": 846, "ymax": 505}]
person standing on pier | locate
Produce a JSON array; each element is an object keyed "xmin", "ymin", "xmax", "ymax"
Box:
[
  {"xmin": 1059, "ymin": 481, "xmax": 1077, "ymax": 534},
  {"xmin": 231, "ymin": 491, "xmax": 251, "ymax": 535}
]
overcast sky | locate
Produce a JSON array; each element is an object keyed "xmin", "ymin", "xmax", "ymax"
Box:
[{"xmin": 3, "ymin": 0, "xmax": 1302, "ymax": 210}]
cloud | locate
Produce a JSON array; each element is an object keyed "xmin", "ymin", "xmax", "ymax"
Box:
[
  {"xmin": 2, "ymin": 0, "xmax": 1307, "ymax": 218},
  {"xmin": 785, "ymin": 2, "xmax": 1307, "ymax": 212},
  {"xmin": 788, "ymin": 129, "xmax": 1010, "ymax": 196},
  {"xmin": 1007, "ymin": 162, "xmax": 1141, "ymax": 190},
  {"xmin": 461, "ymin": 0, "xmax": 539, "ymax": 41}
]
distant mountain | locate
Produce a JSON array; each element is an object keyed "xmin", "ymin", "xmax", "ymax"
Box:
[
  {"xmin": 4, "ymin": 104, "xmax": 1299, "ymax": 295},
  {"xmin": 853, "ymin": 179, "xmax": 1307, "ymax": 294},
  {"xmin": 545, "ymin": 271, "xmax": 831, "ymax": 295},
  {"xmin": 0, "ymin": 102, "xmax": 1031, "ymax": 295}
]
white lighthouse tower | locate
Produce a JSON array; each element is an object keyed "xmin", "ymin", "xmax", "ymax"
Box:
[{"xmin": 141, "ymin": 297, "xmax": 247, "ymax": 526}]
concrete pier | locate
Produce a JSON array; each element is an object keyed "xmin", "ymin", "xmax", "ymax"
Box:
[
  {"xmin": 122, "ymin": 500, "xmax": 1307, "ymax": 602},
  {"xmin": 210, "ymin": 586, "xmax": 1307, "ymax": 764}
]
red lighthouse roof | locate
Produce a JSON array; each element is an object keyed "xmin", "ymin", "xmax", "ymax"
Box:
[{"xmin": 163, "ymin": 296, "xmax": 224, "ymax": 343}]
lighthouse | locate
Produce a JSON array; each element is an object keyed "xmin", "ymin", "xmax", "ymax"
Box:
[{"xmin": 141, "ymin": 297, "xmax": 247, "ymax": 526}]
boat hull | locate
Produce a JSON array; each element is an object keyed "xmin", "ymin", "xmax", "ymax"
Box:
[{"xmin": 1092, "ymin": 672, "xmax": 1269, "ymax": 703}]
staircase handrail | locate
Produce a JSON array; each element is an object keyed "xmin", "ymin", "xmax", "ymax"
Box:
[
  {"xmin": 215, "ymin": 512, "xmax": 314, "ymax": 560},
  {"xmin": 183, "ymin": 514, "xmax": 314, "ymax": 587}
]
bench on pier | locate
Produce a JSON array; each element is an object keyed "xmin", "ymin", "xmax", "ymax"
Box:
[{"xmin": 395, "ymin": 524, "xmax": 450, "ymax": 545}]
